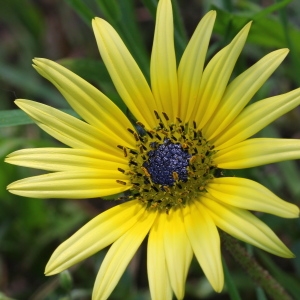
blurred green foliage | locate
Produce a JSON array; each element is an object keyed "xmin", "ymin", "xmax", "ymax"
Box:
[{"xmin": 1, "ymin": 0, "xmax": 300, "ymax": 299}]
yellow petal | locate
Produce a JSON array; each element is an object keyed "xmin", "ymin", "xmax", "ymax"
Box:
[
  {"xmin": 7, "ymin": 170, "xmax": 131, "ymax": 199},
  {"xmin": 191, "ymin": 22, "xmax": 251, "ymax": 129},
  {"xmin": 207, "ymin": 177, "xmax": 299, "ymax": 218},
  {"xmin": 183, "ymin": 201, "xmax": 224, "ymax": 292},
  {"xmin": 163, "ymin": 208, "xmax": 193, "ymax": 299},
  {"xmin": 212, "ymin": 88, "xmax": 300, "ymax": 149},
  {"xmin": 15, "ymin": 100, "xmax": 123, "ymax": 156},
  {"xmin": 5, "ymin": 148, "xmax": 128, "ymax": 171},
  {"xmin": 92, "ymin": 18, "xmax": 157, "ymax": 129},
  {"xmin": 93, "ymin": 209, "xmax": 157, "ymax": 300},
  {"xmin": 202, "ymin": 195, "xmax": 294, "ymax": 258},
  {"xmin": 150, "ymin": 0, "xmax": 178, "ymax": 121},
  {"xmin": 203, "ymin": 49, "xmax": 289, "ymax": 140},
  {"xmin": 45, "ymin": 200, "xmax": 143, "ymax": 275},
  {"xmin": 178, "ymin": 11, "xmax": 216, "ymax": 122},
  {"xmin": 214, "ymin": 138, "xmax": 300, "ymax": 169},
  {"xmin": 33, "ymin": 58, "xmax": 135, "ymax": 148},
  {"xmin": 147, "ymin": 213, "xmax": 172, "ymax": 300}
]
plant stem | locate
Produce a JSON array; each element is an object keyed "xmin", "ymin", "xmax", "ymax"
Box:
[{"xmin": 220, "ymin": 231, "xmax": 292, "ymax": 300}]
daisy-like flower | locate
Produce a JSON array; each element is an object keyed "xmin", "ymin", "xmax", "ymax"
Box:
[{"xmin": 6, "ymin": 0, "xmax": 300, "ymax": 299}]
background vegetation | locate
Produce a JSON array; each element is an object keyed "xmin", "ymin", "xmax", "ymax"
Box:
[{"xmin": 1, "ymin": 0, "xmax": 300, "ymax": 299}]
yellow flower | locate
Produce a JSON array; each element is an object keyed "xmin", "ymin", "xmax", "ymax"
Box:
[{"xmin": 6, "ymin": 0, "xmax": 300, "ymax": 299}]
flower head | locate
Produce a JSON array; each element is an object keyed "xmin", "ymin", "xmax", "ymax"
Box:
[{"xmin": 6, "ymin": 0, "xmax": 300, "ymax": 299}]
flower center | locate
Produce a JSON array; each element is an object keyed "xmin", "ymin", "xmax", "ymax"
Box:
[
  {"xmin": 117, "ymin": 111, "xmax": 218, "ymax": 214},
  {"xmin": 143, "ymin": 139, "xmax": 191, "ymax": 186}
]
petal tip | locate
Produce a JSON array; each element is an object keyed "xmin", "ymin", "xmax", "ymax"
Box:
[
  {"xmin": 284, "ymin": 250, "xmax": 296, "ymax": 259},
  {"xmin": 207, "ymin": 10, "xmax": 217, "ymax": 16},
  {"xmin": 45, "ymin": 265, "xmax": 58, "ymax": 276},
  {"xmin": 281, "ymin": 48, "xmax": 290, "ymax": 56},
  {"xmin": 274, "ymin": 48, "xmax": 290, "ymax": 57},
  {"xmin": 45, "ymin": 257, "xmax": 63, "ymax": 276},
  {"xmin": 214, "ymin": 284, "xmax": 224, "ymax": 293},
  {"xmin": 33, "ymin": 57, "xmax": 47, "ymax": 65},
  {"xmin": 4, "ymin": 156, "xmax": 11, "ymax": 164},
  {"xmin": 243, "ymin": 21, "xmax": 252, "ymax": 32},
  {"xmin": 92, "ymin": 17, "xmax": 105, "ymax": 26},
  {"xmin": 14, "ymin": 99, "xmax": 22, "ymax": 105},
  {"xmin": 6, "ymin": 181, "xmax": 14, "ymax": 190},
  {"xmin": 32, "ymin": 57, "xmax": 40, "ymax": 64},
  {"xmin": 14, "ymin": 99, "xmax": 29, "ymax": 109}
]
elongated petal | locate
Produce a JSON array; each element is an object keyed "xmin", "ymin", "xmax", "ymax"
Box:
[
  {"xmin": 214, "ymin": 138, "xmax": 300, "ymax": 169},
  {"xmin": 150, "ymin": 0, "xmax": 178, "ymax": 121},
  {"xmin": 148, "ymin": 213, "xmax": 172, "ymax": 300},
  {"xmin": 213, "ymin": 88, "xmax": 300, "ymax": 149},
  {"xmin": 15, "ymin": 100, "xmax": 123, "ymax": 156},
  {"xmin": 164, "ymin": 208, "xmax": 193, "ymax": 300},
  {"xmin": 207, "ymin": 177, "xmax": 299, "ymax": 218},
  {"xmin": 93, "ymin": 209, "xmax": 157, "ymax": 300},
  {"xmin": 7, "ymin": 170, "xmax": 131, "ymax": 198},
  {"xmin": 45, "ymin": 200, "xmax": 142, "ymax": 275},
  {"xmin": 192, "ymin": 22, "xmax": 251, "ymax": 129},
  {"xmin": 183, "ymin": 201, "xmax": 223, "ymax": 292},
  {"xmin": 92, "ymin": 18, "xmax": 157, "ymax": 129},
  {"xmin": 204, "ymin": 49, "xmax": 289, "ymax": 140},
  {"xmin": 201, "ymin": 195, "xmax": 294, "ymax": 258},
  {"xmin": 33, "ymin": 58, "xmax": 135, "ymax": 148},
  {"xmin": 178, "ymin": 11, "xmax": 216, "ymax": 122},
  {"xmin": 5, "ymin": 148, "xmax": 128, "ymax": 171}
]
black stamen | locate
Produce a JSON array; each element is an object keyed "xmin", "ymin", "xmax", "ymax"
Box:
[
  {"xmin": 155, "ymin": 134, "xmax": 162, "ymax": 141},
  {"xmin": 152, "ymin": 185, "xmax": 159, "ymax": 192},
  {"xmin": 127, "ymin": 128, "xmax": 134, "ymax": 134},
  {"xmin": 129, "ymin": 149, "xmax": 138, "ymax": 155},
  {"xmin": 162, "ymin": 112, "xmax": 169, "ymax": 121},
  {"xmin": 136, "ymin": 121, "xmax": 145, "ymax": 128},
  {"xmin": 116, "ymin": 180, "xmax": 126, "ymax": 185},
  {"xmin": 139, "ymin": 145, "xmax": 144, "ymax": 153},
  {"xmin": 147, "ymin": 131, "xmax": 154, "ymax": 139}
]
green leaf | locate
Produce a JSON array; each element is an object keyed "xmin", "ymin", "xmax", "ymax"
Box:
[
  {"xmin": 256, "ymin": 287, "xmax": 268, "ymax": 300},
  {"xmin": 276, "ymin": 0, "xmax": 300, "ymax": 86},
  {"xmin": 0, "ymin": 0, "xmax": 44, "ymax": 38},
  {"xmin": 0, "ymin": 109, "xmax": 79, "ymax": 128},
  {"xmin": 140, "ymin": 0, "xmax": 157, "ymax": 16},
  {"xmin": 212, "ymin": 5, "xmax": 300, "ymax": 49},
  {"xmin": 252, "ymin": 0, "xmax": 292, "ymax": 19},
  {"xmin": 0, "ymin": 63, "xmax": 64, "ymax": 106},
  {"xmin": 96, "ymin": 0, "xmax": 121, "ymax": 23},
  {"xmin": 64, "ymin": 0, "xmax": 95, "ymax": 26},
  {"xmin": 58, "ymin": 58, "xmax": 111, "ymax": 84},
  {"xmin": 223, "ymin": 257, "xmax": 242, "ymax": 300}
]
